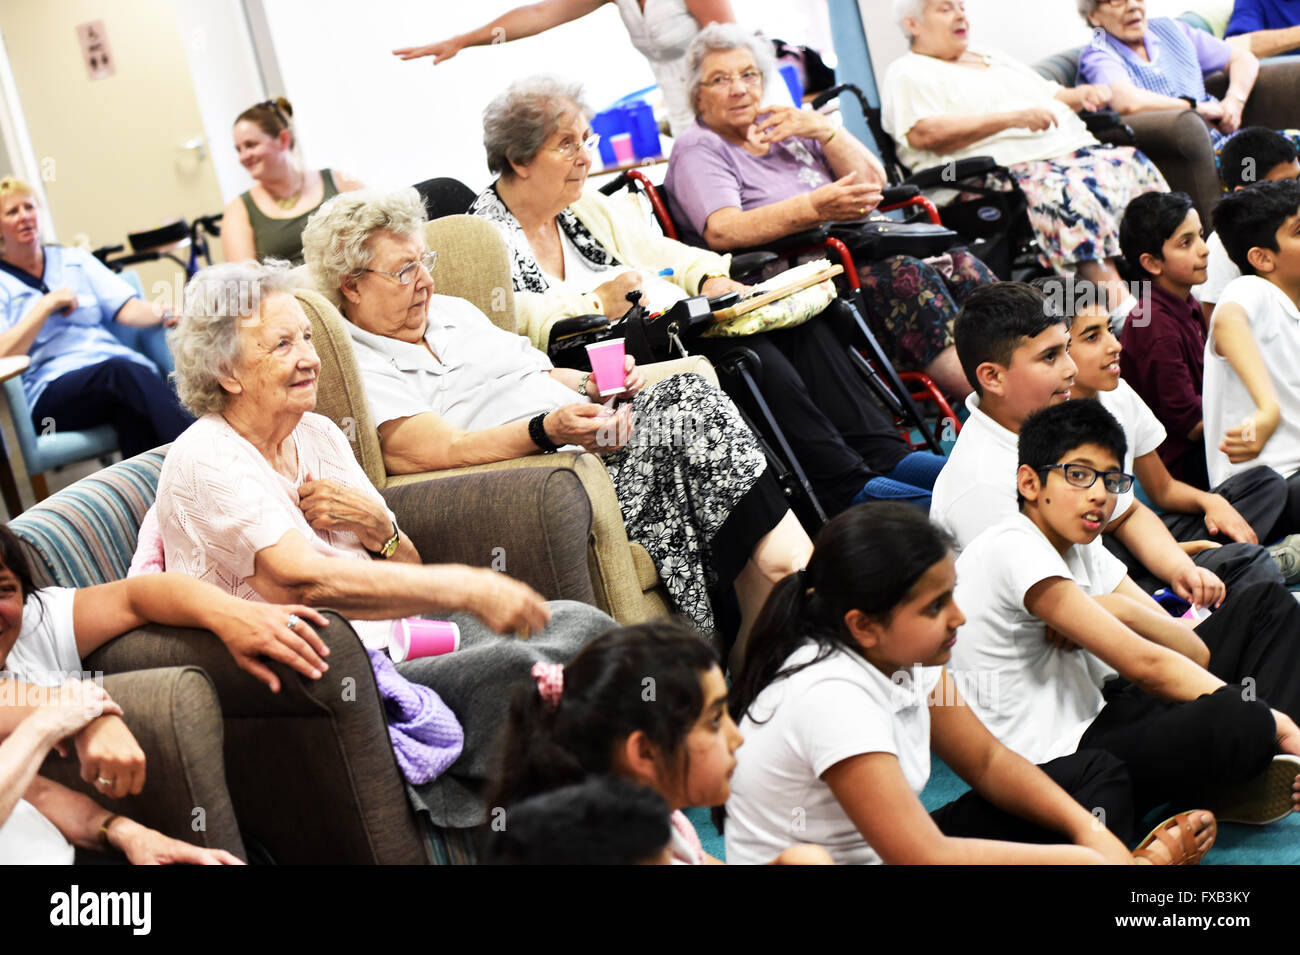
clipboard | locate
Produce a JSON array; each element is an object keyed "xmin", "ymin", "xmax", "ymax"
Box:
[{"xmin": 711, "ymin": 264, "xmax": 843, "ymax": 322}]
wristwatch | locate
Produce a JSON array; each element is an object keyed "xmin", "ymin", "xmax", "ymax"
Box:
[
  {"xmin": 577, "ymin": 373, "xmax": 593, "ymax": 399},
  {"xmin": 367, "ymin": 520, "xmax": 401, "ymax": 559}
]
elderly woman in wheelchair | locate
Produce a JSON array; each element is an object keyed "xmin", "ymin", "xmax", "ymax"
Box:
[
  {"xmin": 301, "ymin": 187, "xmax": 812, "ymax": 648},
  {"xmin": 464, "ymin": 74, "xmax": 949, "ymax": 526},
  {"xmin": 881, "ymin": 0, "xmax": 1169, "ymax": 327},
  {"xmin": 662, "ymin": 23, "xmax": 999, "ymax": 402}
]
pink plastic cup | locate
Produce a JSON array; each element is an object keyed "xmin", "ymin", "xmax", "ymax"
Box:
[
  {"xmin": 389, "ymin": 618, "xmax": 460, "ymax": 663},
  {"xmin": 585, "ymin": 338, "xmax": 627, "ymax": 397},
  {"xmin": 610, "ymin": 133, "xmax": 634, "ymax": 164}
]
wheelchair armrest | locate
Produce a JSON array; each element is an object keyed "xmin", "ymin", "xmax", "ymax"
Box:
[
  {"xmin": 735, "ymin": 226, "xmax": 830, "ymax": 258},
  {"xmin": 548, "ymin": 313, "xmax": 610, "ymax": 345},
  {"xmin": 904, "ymin": 156, "xmax": 996, "ymax": 189},
  {"xmin": 880, "ymin": 185, "xmax": 920, "ymax": 204},
  {"xmin": 729, "ymin": 251, "xmax": 779, "ymax": 278},
  {"xmin": 92, "ymin": 244, "xmax": 125, "ymax": 266}
]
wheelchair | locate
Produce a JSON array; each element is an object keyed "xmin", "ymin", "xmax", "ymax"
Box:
[{"xmin": 599, "ymin": 168, "xmax": 961, "ymax": 455}]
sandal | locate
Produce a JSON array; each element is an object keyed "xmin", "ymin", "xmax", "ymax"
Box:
[{"xmin": 1131, "ymin": 810, "xmax": 1217, "ymax": 865}]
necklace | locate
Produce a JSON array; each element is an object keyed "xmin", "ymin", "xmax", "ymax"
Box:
[{"xmin": 272, "ymin": 168, "xmax": 305, "ymax": 210}]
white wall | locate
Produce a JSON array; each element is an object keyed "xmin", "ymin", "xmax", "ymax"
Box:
[
  {"xmin": 864, "ymin": 0, "xmax": 1202, "ymax": 82},
  {"xmin": 238, "ymin": 0, "xmax": 832, "ymax": 199}
]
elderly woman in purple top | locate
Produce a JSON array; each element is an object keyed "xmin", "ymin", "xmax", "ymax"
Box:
[
  {"xmin": 664, "ymin": 23, "xmax": 996, "ymax": 401},
  {"xmin": 1077, "ymin": 0, "xmax": 1260, "ymax": 148}
]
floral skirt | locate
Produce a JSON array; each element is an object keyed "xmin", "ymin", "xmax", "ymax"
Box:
[
  {"xmin": 1007, "ymin": 145, "xmax": 1167, "ymax": 273},
  {"xmin": 601, "ymin": 372, "xmax": 769, "ymax": 642},
  {"xmin": 856, "ymin": 248, "xmax": 997, "ymax": 369}
]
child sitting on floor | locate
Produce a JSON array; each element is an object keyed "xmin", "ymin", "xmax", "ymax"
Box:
[
  {"xmin": 1046, "ymin": 274, "xmax": 1296, "ymax": 585},
  {"xmin": 723, "ymin": 502, "xmax": 1216, "ymax": 866},
  {"xmin": 485, "ymin": 620, "xmax": 832, "ymax": 865},
  {"xmin": 1204, "ymin": 178, "xmax": 1300, "ymax": 542},
  {"xmin": 949, "ymin": 399, "xmax": 1300, "ymax": 828},
  {"xmin": 484, "ymin": 776, "xmax": 673, "ymax": 865},
  {"xmin": 1193, "ymin": 127, "xmax": 1300, "ymax": 319}
]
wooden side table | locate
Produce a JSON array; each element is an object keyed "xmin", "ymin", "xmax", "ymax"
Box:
[{"xmin": 0, "ymin": 355, "xmax": 31, "ymax": 517}]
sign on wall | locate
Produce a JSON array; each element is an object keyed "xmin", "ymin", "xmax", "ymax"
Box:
[{"xmin": 76, "ymin": 20, "xmax": 114, "ymax": 80}]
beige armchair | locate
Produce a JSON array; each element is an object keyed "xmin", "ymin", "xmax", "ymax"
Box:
[{"xmin": 296, "ymin": 213, "xmax": 718, "ymax": 625}]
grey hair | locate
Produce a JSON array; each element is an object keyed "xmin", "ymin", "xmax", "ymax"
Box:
[
  {"xmin": 685, "ymin": 23, "xmax": 776, "ymax": 115},
  {"xmin": 892, "ymin": 0, "xmax": 929, "ymax": 40},
  {"xmin": 1077, "ymin": 0, "xmax": 1102, "ymax": 23},
  {"xmin": 300, "ymin": 187, "xmax": 429, "ymax": 308},
  {"xmin": 172, "ymin": 259, "xmax": 301, "ymax": 416},
  {"xmin": 482, "ymin": 76, "xmax": 591, "ymax": 178}
]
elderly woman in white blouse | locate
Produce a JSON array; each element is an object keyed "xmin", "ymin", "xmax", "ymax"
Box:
[
  {"xmin": 301, "ymin": 188, "xmax": 812, "ymax": 648},
  {"xmin": 882, "ymin": 0, "xmax": 1169, "ymax": 322}
]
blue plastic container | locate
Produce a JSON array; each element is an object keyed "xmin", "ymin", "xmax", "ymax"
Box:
[
  {"xmin": 621, "ymin": 100, "xmax": 662, "ymax": 159},
  {"xmin": 591, "ymin": 109, "xmax": 630, "ymax": 167},
  {"xmin": 778, "ymin": 62, "xmax": 804, "ymax": 106}
]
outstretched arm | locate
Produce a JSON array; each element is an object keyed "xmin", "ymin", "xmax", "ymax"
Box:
[{"xmin": 392, "ymin": 0, "xmax": 606, "ymax": 61}]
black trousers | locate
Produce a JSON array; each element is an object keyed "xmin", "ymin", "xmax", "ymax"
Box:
[
  {"xmin": 1076, "ymin": 570, "xmax": 1300, "ymax": 814},
  {"xmin": 31, "ymin": 357, "xmax": 194, "ymax": 459},
  {"xmin": 931, "ymin": 748, "xmax": 1138, "ymax": 844},
  {"xmin": 695, "ymin": 316, "xmax": 910, "ymax": 515},
  {"xmin": 1278, "ymin": 469, "xmax": 1300, "ymax": 542},
  {"xmin": 1079, "ymin": 683, "xmax": 1276, "ymax": 817},
  {"xmin": 1161, "ymin": 465, "xmax": 1288, "ymax": 547}
]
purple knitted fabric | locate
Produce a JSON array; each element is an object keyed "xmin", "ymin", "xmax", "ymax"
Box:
[{"xmin": 367, "ymin": 649, "xmax": 464, "ymax": 784}]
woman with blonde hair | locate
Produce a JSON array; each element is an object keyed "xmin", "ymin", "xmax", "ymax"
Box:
[
  {"xmin": 0, "ymin": 176, "xmax": 191, "ymax": 458},
  {"xmin": 219, "ymin": 98, "xmax": 364, "ymax": 265}
]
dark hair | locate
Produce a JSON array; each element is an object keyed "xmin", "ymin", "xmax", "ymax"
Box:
[
  {"xmin": 954, "ymin": 282, "xmax": 1064, "ymax": 396},
  {"xmin": 484, "ymin": 775, "xmax": 670, "ymax": 865},
  {"xmin": 489, "ymin": 620, "xmax": 719, "ymax": 809},
  {"xmin": 729, "ymin": 503, "xmax": 953, "ymax": 727},
  {"xmin": 1214, "ymin": 178, "xmax": 1300, "ymax": 275},
  {"xmin": 0, "ymin": 524, "xmax": 38, "ymax": 602},
  {"xmin": 1119, "ymin": 191, "xmax": 1196, "ymax": 275},
  {"xmin": 234, "ymin": 97, "xmax": 294, "ymax": 148},
  {"xmin": 1016, "ymin": 400, "xmax": 1127, "ymax": 506},
  {"xmin": 1028, "ymin": 275, "xmax": 1108, "ymax": 322},
  {"xmin": 1220, "ymin": 127, "xmax": 1299, "ymax": 191}
]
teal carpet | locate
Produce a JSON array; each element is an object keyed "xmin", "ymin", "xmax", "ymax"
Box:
[{"xmin": 689, "ymin": 758, "xmax": 1299, "ymax": 863}]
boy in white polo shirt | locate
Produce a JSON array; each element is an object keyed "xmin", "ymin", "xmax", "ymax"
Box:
[
  {"xmin": 931, "ymin": 283, "xmax": 1279, "ymax": 607},
  {"xmin": 1055, "ymin": 279, "xmax": 1297, "ymax": 588},
  {"xmin": 1204, "ymin": 178, "xmax": 1300, "ymax": 536},
  {"xmin": 950, "ymin": 400, "xmax": 1300, "ymax": 823},
  {"xmin": 1193, "ymin": 128, "xmax": 1300, "ymax": 320}
]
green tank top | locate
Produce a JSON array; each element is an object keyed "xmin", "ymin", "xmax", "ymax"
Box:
[{"xmin": 240, "ymin": 168, "xmax": 339, "ymax": 265}]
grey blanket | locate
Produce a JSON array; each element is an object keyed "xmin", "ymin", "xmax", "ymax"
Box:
[{"xmin": 395, "ymin": 599, "xmax": 615, "ymax": 829}]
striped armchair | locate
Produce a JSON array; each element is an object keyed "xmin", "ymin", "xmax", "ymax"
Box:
[{"xmin": 9, "ymin": 445, "xmax": 596, "ymax": 864}]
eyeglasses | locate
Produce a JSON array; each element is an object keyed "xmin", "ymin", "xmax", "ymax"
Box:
[
  {"xmin": 1097, "ymin": 0, "xmax": 1139, "ymax": 8},
  {"xmin": 360, "ymin": 250, "xmax": 438, "ymax": 286},
  {"xmin": 1036, "ymin": 463, "xmax": 1134, "ymax": 494},
  {"xmin": 703, "ymin": 70, "xmax": 763, "ymax": 91},
  {"xmin": 552, "ymin": 133, "xmax": 600, "ymax": 162}
]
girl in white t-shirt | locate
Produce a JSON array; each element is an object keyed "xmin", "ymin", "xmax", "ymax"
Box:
[
  {"xmin": 488, "ymin": 621, "xmax": 831, "ymax": 865},
  {"xmin": 725, "ymin": 502, "xmax": 1217, "ymax": 866}
]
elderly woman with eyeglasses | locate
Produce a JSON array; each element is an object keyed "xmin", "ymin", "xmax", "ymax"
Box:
[
  {"xmin": 1076, "ymin": 0, "xmax": 1262, "ymax": 147},
  {"xmin": 464, "ymin": 75, "xmax": 957, "ymax": 520},
  {"xmin": 149, "ymin": 259, "xmax": 614, "ymax": 825},
  {"xmin": 302, "ymin": 187, "xmax": 813, "ymax": 647},
  {"xmin": 882, "ymin": 0, "xmax": 1169, "ymax": 324},
  {"xmin": 664, "ymin": 22, "xmax": 999, "ymax": 399}
]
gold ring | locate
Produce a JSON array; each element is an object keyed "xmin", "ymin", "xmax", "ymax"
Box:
[{"xmin": 518, "ymin": 626, "xmax": 531, "ymax": 640}]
